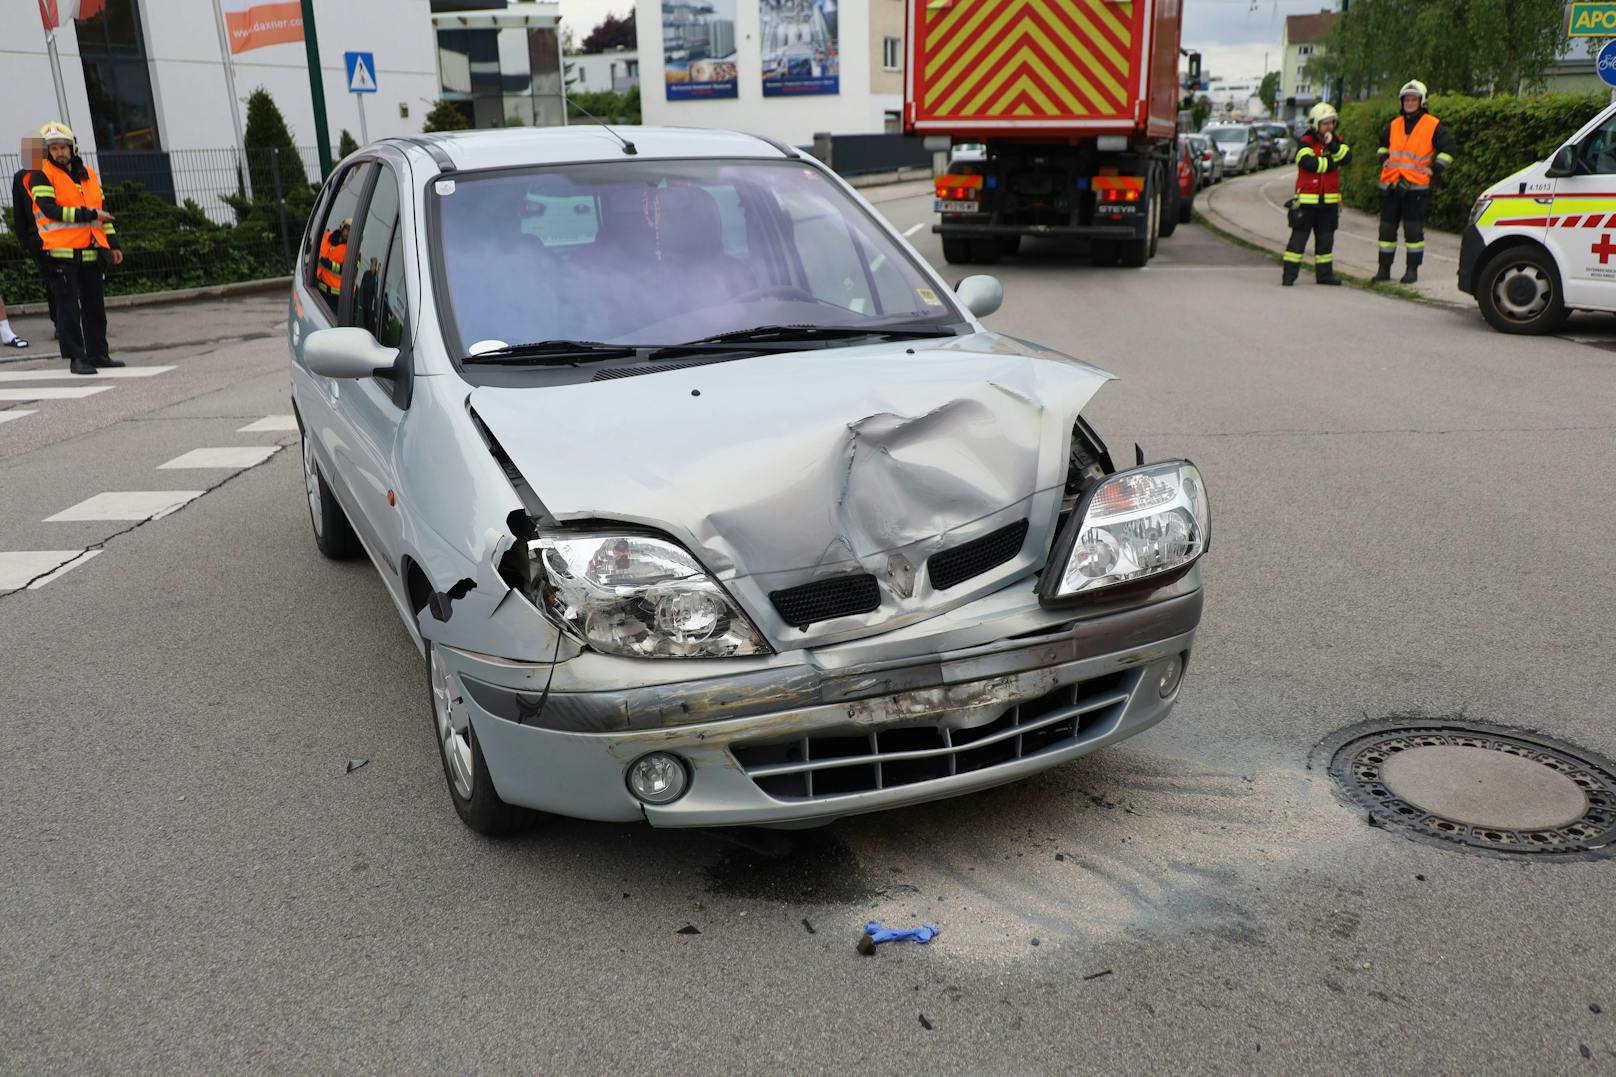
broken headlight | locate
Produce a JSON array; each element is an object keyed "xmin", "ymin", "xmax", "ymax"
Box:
[
  {"xmin": 530, "ymin": 534, "xmax": 770, "ymax": 658},
  {"xmin": 1040, "ymin": 461, "xmax": 1208, "ymax": 602}
]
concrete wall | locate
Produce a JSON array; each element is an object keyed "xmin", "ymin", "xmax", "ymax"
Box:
[{"xmin": 637, "ymin": 0, "xmax": 898, "ymax": 144}]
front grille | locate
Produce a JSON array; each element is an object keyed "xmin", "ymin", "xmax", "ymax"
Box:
[
  {"xmin": 732, "ymin": 670, "xmax": 1133, "ymax": 801},
  {"xmin": 770, "ymin": 573, "xmax": 880, "ymax": 628},
  {"xmin": 927, "ymin": 519, "xmax": 1029, "ymax": 591}
]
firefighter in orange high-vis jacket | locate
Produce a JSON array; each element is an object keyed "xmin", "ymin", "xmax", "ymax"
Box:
[
  {"xmin": 29, "ymin": 121, "xmax": 123, "ymax": 375},
  {"xmin": 316, "ymin": 218, "xmax": 351, "ymax": 300},
  {"xmin": 1376, "ymin": 79, "xmax": 1457, "ymax": 284},
  {"xmin": 1283, "ymin": 102, "xmax": 1350, "ymax": 287}
]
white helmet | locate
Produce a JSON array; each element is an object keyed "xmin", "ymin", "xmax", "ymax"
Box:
[
  {"xmin": 1398, "ymin": 80, "xmax": 1428, "ymax": 105},
  {"xmin": 1309, "ymin": 102, "xmax": 1338, "ymax": 126},
  {"xmin": 38, "ymin": 120, "xmax": 76, "ymax": 148}
]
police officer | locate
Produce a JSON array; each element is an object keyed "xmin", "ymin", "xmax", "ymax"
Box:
[
  {"xmin": 28, "ymin": 122, "xmax": 124, "ymax": 375},
  {"xmin": 1376, "ymin": 80, "xmax": 1456, "ymax": 284},
  {"xmin": 1282, "ymin": 102, "xmax": 1350, "ymax": 287}
]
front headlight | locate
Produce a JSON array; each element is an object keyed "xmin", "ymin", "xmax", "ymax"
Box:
[
  {"xmin": 1467, "ymin": 196, "xmax": 1492, "ymax": 228},
  {"xmin": 530, "ymin": 533, "xmax": 770, "ymax": 658},
  {"xmin": 1040, "ymin": 461, "xmax": 1208, "ymax": 603}
]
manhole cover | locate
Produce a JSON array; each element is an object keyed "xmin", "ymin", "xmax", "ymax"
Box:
[{"xmin": 1316, "ymin": 719, "xmax": 1616, "ymax": 859}]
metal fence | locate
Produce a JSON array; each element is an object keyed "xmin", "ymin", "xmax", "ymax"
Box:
[
  {"xmin": 0, "ymin": 146, "xmax": 325, "ymax": 304},
  {"xmin": 807, "ymin": 134, "xmax": 934, "ymax": 177}
]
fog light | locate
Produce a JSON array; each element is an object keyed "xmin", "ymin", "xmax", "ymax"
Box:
[
  {"xmin": 1158, "ymin": 654, "xmax": 1185, "ymax": 698},
  {"xmin": 627, "ymin": 752, "xmax": 688, "ymax": 804}
]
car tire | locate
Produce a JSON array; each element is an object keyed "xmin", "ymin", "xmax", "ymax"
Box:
[
  {"xmin": 301, "ymin": 427, "xmax": 362, "ymax": 560},
  {"xmin": 942, "ymin": 237, "xmax": 973, "ymax": 265},
  {"xmin": 428, "ymin": 640, "xmax": 534, "ymax": 836},
  {"xmin": 1475, "ymin": 247, "xmax": 1570, "ymax": 335}
]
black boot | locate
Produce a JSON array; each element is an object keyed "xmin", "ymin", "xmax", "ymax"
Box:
[
  {"xmin": 1282, "ymin": 262, "xmax": 1300, "ymax": 287},
  {"xmin": 70, "ymin": 357, "xmax": 97, "ymax": 375},
  {"xmin": 1372, "ymin": 252, "xmax": 1393, "ymax": 283},
  {"xmin": 90, "ymin": 356, "xmax": 126, "ymax": 368},
  {"xmin": 1316, "ymin": 273, "xmax": 1342, "ymax": 286},
  {"xmin": 1399, "ymin": 253, "xmax": 1422, "ymax": 285}
]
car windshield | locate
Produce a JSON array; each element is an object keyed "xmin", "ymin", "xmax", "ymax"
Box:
[
  {"xmin": 1207, "ymin": 128, "xmax": 1246, "ymax": 144},
  {"xmin": 434, "ymin": 158, "xmax": 963, "ymax": 354}
]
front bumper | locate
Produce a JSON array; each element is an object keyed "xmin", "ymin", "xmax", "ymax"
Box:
[
  {"xmin": 1458, "ymin": 224, "xmax": 1485, "ymax": 295},
  {"xmin": 441, "ymin": 580, "xmax": 1202, "ymax": 827}
]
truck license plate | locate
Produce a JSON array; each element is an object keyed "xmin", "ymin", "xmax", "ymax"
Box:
[{"xmin": 934, "ymin": 200, "xmax": 980, "ymax": 214}]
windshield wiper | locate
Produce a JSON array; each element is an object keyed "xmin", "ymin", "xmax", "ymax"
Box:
[
  {"xmin": 677, "ymin": 323, "xmax": 953, "ymax": 346},
  {"xmin": 462, "ymin": 340, "xmax": 639, "ymax": 365}
]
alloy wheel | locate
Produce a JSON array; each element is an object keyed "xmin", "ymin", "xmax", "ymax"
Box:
[{"xmin": 302, "ymin": 433, "xmax": 323, "ymax": 538}]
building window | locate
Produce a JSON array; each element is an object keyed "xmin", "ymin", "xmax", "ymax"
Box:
[
  {"xmin": 75, "ymin": 0, "xmax": 162, "ymax": 150},
  {"xmin": 883, "ymin": 36, "xmax": 901, "ymax": 71},
  {"xmin": 626, "ymin": 60, "xmax": 638, "ymax": 77},
  {"xmin": 1298, "ymin": 44, "xmax": 1313, "ymax": 56}
]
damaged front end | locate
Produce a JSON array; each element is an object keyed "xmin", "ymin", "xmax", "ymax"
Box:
[{"xmin": 398, "ymin": 332, "xmax": 1207, "ymax": 827}]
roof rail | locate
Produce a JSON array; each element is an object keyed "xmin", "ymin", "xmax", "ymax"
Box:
[
  {"xmin": 748, "ymin": 133, "xmax": 800, "ymax": 160},
  {"xmin": 398, "ymin": 135, "xmax": 457, "ymax": 173}
]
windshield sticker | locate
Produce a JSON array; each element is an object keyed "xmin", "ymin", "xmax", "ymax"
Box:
[
  {"xmin": 916, "ymin": 287, "xmax": 942, "ymax": 306},
  {"xmin": 435, "ymin": 179, "xmax": 456, "ymax": 197}
]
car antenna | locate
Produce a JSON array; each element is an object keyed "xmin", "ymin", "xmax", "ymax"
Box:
[{"xmin": 567, "ymin": 100, "xmax": 636, "ymax": 156}]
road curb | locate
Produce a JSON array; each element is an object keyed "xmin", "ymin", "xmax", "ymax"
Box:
[{"xmin": 9, "ymin": 276, "xmax": 290, "ymax": 318}]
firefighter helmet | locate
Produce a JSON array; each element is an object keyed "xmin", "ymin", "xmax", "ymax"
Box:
[
  {"xmin": 1398, "ymin": 80, "xmax": 1428, "ymax": 105},
  {"xmin": 1309, "ymin": 102, "xmax": 1339, "ymax": 126},
  {"xmin": 38, "ymin": 121, "xmax": 76, "ymax": 147}
]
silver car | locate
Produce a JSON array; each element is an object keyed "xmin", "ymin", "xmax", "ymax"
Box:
[
  {"xmin": 1205, "ymin": 124, "xmax": 1260, "ymax": 176},
  {"xmin": 290, "ymin": 128, "xmax": 1209, "ymax": 834}
]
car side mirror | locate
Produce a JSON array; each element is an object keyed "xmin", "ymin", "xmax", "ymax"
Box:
[
  {"xmin": 305, "ymin": 326, "xmax": 398, "ymax": 379},
  {"xmin": 954, "ymin": 274, "xmax": 1003, "ymax": 319},
  {"xmin": 1546, "ymin": 144, "xmax": 1578, "ymax": 179}
]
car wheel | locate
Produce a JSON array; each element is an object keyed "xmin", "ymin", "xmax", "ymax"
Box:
[
  {"xmin": 301, "ymin": 427, "xmax": 362, "ymax": 560},
  {"xmin": 428, "ymin": 640, "xmax": 534, "ymax": 836},
  {"xmin": 942, "ymin": 237, "xmax": 973, "ymax": 265},
  {"xmin": 1476, "ymin": 247, "xmax": 1570, "ymax": 335}
]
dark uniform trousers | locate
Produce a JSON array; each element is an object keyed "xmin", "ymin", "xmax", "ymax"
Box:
[
  {"xmin": 46, "ymin": 252, "xmax": 108, "ymax": 363},
  {"xmin": 1378, "ymin": 186, "xmax": 1430, "ymax": 272},
  {"xmin": 1284, "ymin": 202, "xmax": 1339, "ymax": 282}
]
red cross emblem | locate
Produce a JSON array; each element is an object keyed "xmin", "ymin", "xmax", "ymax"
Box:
[{"xmin": 1593, "ymin": 235, "xmax": 1616, "ymax": 264}]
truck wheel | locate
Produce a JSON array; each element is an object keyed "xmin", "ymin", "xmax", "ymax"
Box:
[
  {"xmin": 1476, "ymin": 247, "xmax": 1569, "ymax": 335},
  {"xmin": 942, "ymin": 237, "xmax": 973, "ymax": 265},
  {"xmin": 1149, "ymin": 173, "xmax": 1162, "ymax": 256},
  {"xmin": 970, "ymin": 239, "xmax": 1001, "ymax": 264},
  {"xmin": 1120, "ymin": 178, "xmax": 1158, "ymax": 267},
  {"xmin": 997, "ymin": 235, "xmax": 1021, "ymax": 256},
  {"xmin": 1160, "ymin": 168, "xmax": 1180, "ymax": 238}
]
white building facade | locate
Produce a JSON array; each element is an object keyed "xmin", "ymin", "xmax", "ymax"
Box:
[
  {"xmin": 566, "ymin": 48, "xmax": 641, "ymax": 93},
  {"xmin": 635, "ymin": 0, "xmax": 902, "ymax": 146},
  {"xmin": 2, "ymin": 0, "xmax": 442, "ymax": 161}
]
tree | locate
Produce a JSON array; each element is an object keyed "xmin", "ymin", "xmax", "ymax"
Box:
[
  {"xmin": 580, "ymin": 11, "xmax": 635, "ymax": 53},
  {"xmin": 337, "ymin": 129, "xmax": 359, "ymax": 158},
  {"xmin": 423, "ymin": 100, "xmax": 471, "ymax": 132},
  {"xmin": 241, "ymin": 87, "xmax": 308, "ymax": 201},
  {"xmin": 1258, "ymin": 70, "xmax": 1280, "ymax": 110},
  {"xmin": 1308, "ymin": 0, "xmax": 1565, "ymax": 100}
]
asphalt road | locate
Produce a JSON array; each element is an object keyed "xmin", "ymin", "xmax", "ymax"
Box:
[{"xmin": 3, "ymin": 194, "xmax": 1614, "ymax": 1074}]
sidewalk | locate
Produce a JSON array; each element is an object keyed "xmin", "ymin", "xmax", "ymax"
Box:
[{"xmin": 1200, "ymin": 170, "xmax": 1468, "ymax": 308}]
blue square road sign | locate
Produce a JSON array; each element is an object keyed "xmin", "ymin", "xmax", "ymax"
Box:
[{"xmin": 344, "ymin": 52, "xmax": 377, "ymax": 94}]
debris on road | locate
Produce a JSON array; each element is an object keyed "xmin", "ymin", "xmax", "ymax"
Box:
[
  {"xmin": 802, "ymin": 918, "xmax": 816, "ymax": 935},
  {"xmin": 857, "ymin": 921, "xmax": 938, "ymax": 955},
  {"xmin": 1592, "ymin": 1003, "xmax": 1603, "ymax": 1014},
  {"xmin": 676, "ymin": 924, "xmax": 701, "ymax": 936},
  {"xmin": 1030, "ymin": 938, "xmax": 1040, "ymax": 947},
  {"xmin": 918, "ymin": 1014, "xmax": 934, "ymax": 1031},
  {"xmin": 1083, "ymin": 969, "xmax": 1114, "ymax": 981},
  {"xmin": 345, "ymin": 757, "xmax": 368, "ymax": 774}
]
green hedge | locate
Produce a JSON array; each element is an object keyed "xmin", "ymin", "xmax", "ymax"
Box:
[{"xmin": 1337, "ymin": 93, "xmax": 1605, "ymax": 233}]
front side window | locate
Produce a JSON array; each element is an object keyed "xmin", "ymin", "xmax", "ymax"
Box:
[
  {"xmin": 310, "ymin": 163, "xmax": 373, "ymax": 313},
  {"xmin": 347, "ymin": 169, "xmax": 400, "ymax": 338},
  {"xmin": 1582, "ymin": 116, "xmax": 1616, "ymax": 174},
  {"xmin": 434, "ymin": 159, "xmax": 963, "ymax": 354}
]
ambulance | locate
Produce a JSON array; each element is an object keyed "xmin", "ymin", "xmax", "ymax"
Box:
[{"xmin": 1460, "ymin": 101, "xmax": 1616, "ymax": 334}]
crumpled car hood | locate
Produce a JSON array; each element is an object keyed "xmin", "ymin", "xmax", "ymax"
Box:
[{"xmin": 468, "ymin": 332, "xmax": 1112, "ymax": 646}]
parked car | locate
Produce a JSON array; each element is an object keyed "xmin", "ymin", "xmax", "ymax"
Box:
[
  {"xmin": 1186, "ymin": 133, "xmax": 1223, "ymax": 185},
  {"xmin": 1176, "ymin": 136, "xmax": 1199, "ymax": 222},
  {"xmin": 1254, "ymin": 130, "xmax": 1277, "ymax": 168},
  {"xmin": 1204, "ymin": 124, "xmax": 1260, "ymax": 175},
  {"xmin": 290, "ymin": 127, "xmax": 1210, "ymax": 834},
  {"xmin": 1255, "ymin": 123, "xmax": 1294, "ymax": 167}
]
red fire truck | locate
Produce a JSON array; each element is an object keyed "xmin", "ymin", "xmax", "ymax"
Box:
[{"xmin": 905, "ymin": 0, "xmax": 1186, "ymax": 267}]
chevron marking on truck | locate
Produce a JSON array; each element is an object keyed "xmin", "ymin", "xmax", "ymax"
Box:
[{"xmin": 922, "ymin": 0, "xmax": 1135, "ymax": 120}]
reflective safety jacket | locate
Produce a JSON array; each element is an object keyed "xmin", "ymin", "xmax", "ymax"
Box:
[
  {"xmin": 1294, "ymin": 130, "xmax": 1350, "ymax": 204},
  {"xmin": 316, "ymin": 231, "xmax": 346, "ymax": 294},
  {"xmin": 1378, "ymin": 109, "xmax": 1456, "ymax": 189},
  {"xmin": 29, "ymin": 158, "xmax": 116, "ymax": 256}
]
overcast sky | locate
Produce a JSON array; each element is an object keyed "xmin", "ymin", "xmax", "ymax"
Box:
[{"xmin": 558, "ymin": 0, "xmax": 1342, "ymax": 81}]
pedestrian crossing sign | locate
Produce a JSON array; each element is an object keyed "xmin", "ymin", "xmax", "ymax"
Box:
[{"xmin": 344, "ymin": 51, "xmax": 377, "ymax": 94}]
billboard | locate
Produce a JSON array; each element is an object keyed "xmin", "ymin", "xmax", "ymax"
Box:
[
  {"xmin": 663, "ymin": 0, "xmax": 738, "ymax": 100},
  {"xmin": 761, "ymin": 0, "xmax": 838, "ymax": 96}
]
